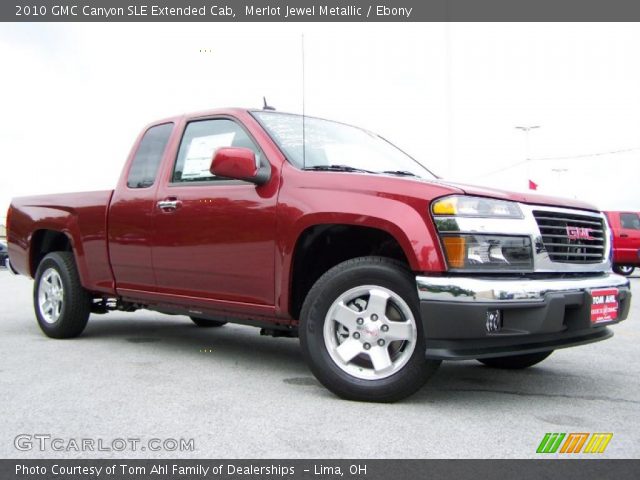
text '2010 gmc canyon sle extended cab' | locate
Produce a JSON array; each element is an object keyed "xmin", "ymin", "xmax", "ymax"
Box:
[{"xmin": 6, "ymin": 108, "xmax": 632, "ymax": 402}]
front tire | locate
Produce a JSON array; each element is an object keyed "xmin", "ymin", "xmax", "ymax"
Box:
[
  {"xmin": 613, "ymin": 265, "xmax": 635, "ymax": 276},
  {"xmin": 299, "ymin": 257, "xmax": 440, "ymax": 402},
  {"xmin": 478, "ymin": 351, "xmax": 553, "ymax": 369},
  {"xmin": 33, "ymin": 252, "xmax": 91, "ymax": 339}
]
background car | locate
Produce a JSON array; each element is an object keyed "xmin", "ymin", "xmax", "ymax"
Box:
[
  {"xmin": 605, "ymin": 211, "xmax": 640, "ymax": 276},
  {"xmin": 0, "ymin": 241, "xmax": 8, "ymax": 268}
]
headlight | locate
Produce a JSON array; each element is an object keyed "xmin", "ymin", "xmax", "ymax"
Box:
[
  {"xmin": 441, "ymin": 235, "xmax": 533, "ymax": 271},
  {"xmin": 431, "ymin": 196, "xmax": 532, "ymax": 271},
  {"xmin": 432, "ymin": 195, "xmax": 523, "ymax": 218}
]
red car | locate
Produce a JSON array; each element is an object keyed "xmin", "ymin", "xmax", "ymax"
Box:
[
  {"xmin": 605, "ymin": 211, "xmax": 640, "ymax": 276},
  {"xmin": 5, "ymin": 108, "xmax": 632, "ymax": 402},
  {"xmin": 0, "ymin": 241, "xmax": 8, "ymax": 268}
]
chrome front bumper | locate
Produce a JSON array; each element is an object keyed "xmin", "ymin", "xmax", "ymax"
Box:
[
  {"xmin": 4, "ymin": 257, "xmax": 18, "ymax": 275},
  {"xmin": 417, "ymin": 272, "xmax": 630, "ymax": 304},
  {"xmin": 416, "ymin": 272, "xmax": 632, "ymax": 360}
]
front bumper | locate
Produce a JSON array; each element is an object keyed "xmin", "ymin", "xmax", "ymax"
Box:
[
  {"xmin": 4, "ymin": 257, "xmax": 18, "ymax": 274},
  {"xmin": 416, "ymin": 273, "xmax": 631, "ymax": 360}
]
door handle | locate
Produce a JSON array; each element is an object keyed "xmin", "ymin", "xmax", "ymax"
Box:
[
  {"xmin": 620, "ymin": 233, "xmax": 629, "ymax": 238},
  {"xmin": 157, "ymin": 199, "xmax": 181, "ymax": 211}
]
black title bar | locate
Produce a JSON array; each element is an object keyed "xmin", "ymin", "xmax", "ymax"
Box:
[
  {"xmin": 2, "ymin": 459, "xmax": 640, "ymax": 480},
  {"xmin": 4, "ymin": 0, "xmax": 640, "ymax": 22}
]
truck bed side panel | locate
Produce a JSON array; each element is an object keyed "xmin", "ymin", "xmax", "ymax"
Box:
[{"xmin": 7, "ymin": 190, "xmax": 116, "ymax": 295}]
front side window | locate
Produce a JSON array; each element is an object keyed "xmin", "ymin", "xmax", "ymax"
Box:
[
  {"xmin": 253, "ymin": 111, "xmax": 435, "ymax": 179},
  {"xmin": 172, "ymin": 119, "xmax": 261, "ymax": 183},
  {"xmin": 620, "ymin": 212, "xmax": 640, "ymax": 230},
  {"xmin": 127, "ymin": 123, "xmax": 173, "ymax": 188}
]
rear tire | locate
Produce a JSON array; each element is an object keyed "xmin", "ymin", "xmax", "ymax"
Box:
[
  {"xmin": 190, "ymin": 317, "xmax": 227, "ymax": 328},
  {"xmin": 478, "ymin": 351, "xmax": 553, "ymax": 369},
  {"xmin": 299, "ymin": 256, "xmax": 441, "ymax": 402},
  {"xmin": 613, "ymin": 265, "xmax": 635, "ymax": 276},
  {"xmin": 33, "ymin": 252, "xmax": 91, "ymax": 339}
]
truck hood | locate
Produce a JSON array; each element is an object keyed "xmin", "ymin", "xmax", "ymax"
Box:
[{"xmin": 430, "ymin": 179, "xmax": 599, "ymax": 212}]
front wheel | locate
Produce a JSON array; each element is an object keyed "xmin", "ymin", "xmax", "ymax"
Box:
[
  {"xmin": 299, "ymin": 257, "xmax": 440, "ymax": 402},
  {"xmin": 33, "ymin": 252, "xmax": 91, "ymax": 339},
  {"xmin": 613, "ymin": 265, "xmax": 635, "ymax": 276},
  {"xmin": 477, "ymin": 351, "xmax": 553, "ymax": 369}
]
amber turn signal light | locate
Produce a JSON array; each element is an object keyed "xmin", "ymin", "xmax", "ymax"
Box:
[{"xmin": 442, "ymin": 236, "xmax": 466, "ymax": 269}]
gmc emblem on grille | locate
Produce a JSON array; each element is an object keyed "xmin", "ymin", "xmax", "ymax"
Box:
[{"xmin": 566, "ymin": 226, "xmax": 595, "ymax": 241}]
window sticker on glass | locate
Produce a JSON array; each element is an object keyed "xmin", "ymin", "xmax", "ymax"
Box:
[{"xmin": 181, "ymin": 133, "xmax": 235, "ymax": 180}]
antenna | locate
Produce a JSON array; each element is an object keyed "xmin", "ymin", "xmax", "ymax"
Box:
[
  {"xmin": 262, "ymin": 96, "xmax": 275, "ymax": 111},
  {"xmin": 301, "ymin": 33, "xmax": 306, "ymax": 169}
]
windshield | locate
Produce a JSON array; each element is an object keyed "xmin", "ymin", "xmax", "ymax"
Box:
[{"xmin": 252, "ymin": 112, "xmax": 436, "ymax": 179}]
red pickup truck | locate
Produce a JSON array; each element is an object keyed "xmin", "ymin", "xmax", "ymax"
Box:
[
  {"xmin": 6, "ymin": 108, "xmax": 632, "ymax": 402},
  {"xmin": 605, "ymin": 211, "xmax": 640, "ymax": 276}
]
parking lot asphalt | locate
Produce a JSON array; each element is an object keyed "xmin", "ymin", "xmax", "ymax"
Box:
[{"xmin": 0, "ymin": 270, "xmax": 638, "ymax": 459}]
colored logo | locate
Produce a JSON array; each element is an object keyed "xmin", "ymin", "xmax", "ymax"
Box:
[
  {"xmin": 566, "ymin": 226, "xmax": 595, "ymax": 241},
  {"xmin": 537, "ymin": 433, "xmax": 613, "ymax": 454}
]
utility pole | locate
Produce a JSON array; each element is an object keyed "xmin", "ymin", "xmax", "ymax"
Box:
[{"xmin": 515, "ymin": 125, "xmax": 540, "ymax": 189}]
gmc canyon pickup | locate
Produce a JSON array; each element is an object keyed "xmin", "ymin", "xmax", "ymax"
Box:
[{"xmin": 6, "ymin": 108, "xmax": 632, "ymax": 402}]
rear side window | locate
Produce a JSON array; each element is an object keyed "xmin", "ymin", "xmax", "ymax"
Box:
[
  {"xmin": 127, "ymin": 123, "xmax": 174, "ymax": 188},
  {"xmin": 620, "ymin": 212, "xmax": 640, "ymax": 230}
]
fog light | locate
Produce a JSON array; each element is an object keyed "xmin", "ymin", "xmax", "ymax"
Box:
[{"xmin": 486, "ymin": 310, "xmax": 502, "ymax": 333}]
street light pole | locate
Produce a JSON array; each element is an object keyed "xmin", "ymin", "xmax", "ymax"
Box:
[{"xmin": 515, "ymin": 125, "xmax": 540, "ymax": 189}]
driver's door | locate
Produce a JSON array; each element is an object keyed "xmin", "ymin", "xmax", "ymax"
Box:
[{"xmin": 150, "ymin": 117, "xmax": 278, "ymax": 309}]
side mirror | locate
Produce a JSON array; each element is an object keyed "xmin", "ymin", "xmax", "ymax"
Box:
[{"xmin": 210, "ymin": 147, "xmax": 269, "ymax": 185}]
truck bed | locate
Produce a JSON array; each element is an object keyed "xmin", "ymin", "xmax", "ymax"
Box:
[{"xmin": 8, "ymin": 190, "xmax": 116, "ymax": 294}]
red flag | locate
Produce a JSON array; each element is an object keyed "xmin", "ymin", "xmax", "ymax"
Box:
[{"xmin": 528, "ymin": 179, "xmax": 538, "ymax": 190}]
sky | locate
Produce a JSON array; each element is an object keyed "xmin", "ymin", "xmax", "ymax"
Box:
[{"xmin": 1, "ymin": 22, "xmax": 639, "ymax": 226}]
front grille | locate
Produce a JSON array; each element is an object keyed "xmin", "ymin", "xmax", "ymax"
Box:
[{"xmin": 533, "ymin": 210, "xmax": 606, "ymax": 264}]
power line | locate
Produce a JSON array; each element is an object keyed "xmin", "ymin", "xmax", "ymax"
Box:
[
  {"xmin": 528, "ymin": 146, "xmax": 640, "ymax": 162},
  {"xmin": 478, "ymin": 146, "xmax": 640, "ymax": 178},
  {"xmin": 477, "ymin": 161, "xmax": 525, "ymax": 177}
]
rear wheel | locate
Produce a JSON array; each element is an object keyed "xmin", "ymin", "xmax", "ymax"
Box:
[
  {"xmin": 478, "ymin": 351, "xmax": 553, "ymax": 369},
  {"xmin": 190, "ymin": 317, "xmax": 227, "ymax": 328},
  {"xmin": 33, "ymin": 252, "xmax": 91, "ymax": 339},
  {"xmin": 613, "ymin": 265, "xmax": 635, "ymax": 276},
  {"xmin": 299, "ymin": 257, "xmax": 441, "ymax": 402}
]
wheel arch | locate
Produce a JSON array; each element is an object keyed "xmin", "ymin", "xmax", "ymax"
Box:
[
  {"xmin": 30, "ymin": 229, "xmax": 74, "ymax": 276},
  {"xmin": 286, "ymin": 221, "xmax": 415, "ymax": 320}
]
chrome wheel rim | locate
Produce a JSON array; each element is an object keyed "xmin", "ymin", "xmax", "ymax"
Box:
[
  {"xmin": 619, "ymin": 266, "xmax": 633, "ymax": 275},
  {"xmin": 323, "ymin": 285, "xmax": 418, "ymax": 381},
  {"xmin": 38, "ymin": 268, "xmax": 64, "ymax": 324}
]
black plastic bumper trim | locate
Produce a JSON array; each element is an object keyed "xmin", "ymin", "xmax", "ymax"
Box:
[{"xmin": 425, "ymin": 327, "xmax": 613, "ymax": 360}]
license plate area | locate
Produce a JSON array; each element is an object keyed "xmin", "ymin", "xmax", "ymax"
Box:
[{"xmin": 590, "ymin": 288, "xmax": 619, "ymax": 324}]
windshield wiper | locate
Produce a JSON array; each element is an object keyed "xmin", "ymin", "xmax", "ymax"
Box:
[
  {"xmin": 303, "ymin": 165, "xmax": 377, "ymax": 174},
  {"xmin": 381, "ymin": 170, "xmax": 418, "ymax": 177}
]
